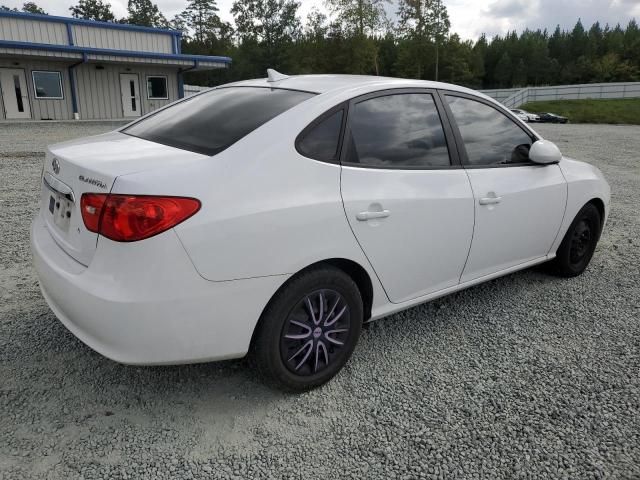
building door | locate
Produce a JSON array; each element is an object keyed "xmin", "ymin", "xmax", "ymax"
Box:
[
  {"xmin": 120, "ymin": 73, "xmax": 141, "ymax": 117},
  {"xmin": 0, "ymin": 68, "xmax": 31, "ymax": 119}
]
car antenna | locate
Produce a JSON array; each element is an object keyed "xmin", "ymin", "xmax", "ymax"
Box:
[{"xmin": 267, "ymin": 69, "xmax": 289, "ymax": 83}]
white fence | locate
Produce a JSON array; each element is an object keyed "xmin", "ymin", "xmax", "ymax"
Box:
[
  {"xmin": 480, "ymin": 82, "xmax": 640, "ymax": 108},
  {"xmin": 187, "ymin": 82, "xmax": 640, "ymax": 108},
  {"xmin": 184, "ymin": 84, "xmax": 210, "ymax": 97},
  {"xmin": 478, "ymin": 88, "xmax": 521, "ymax": 103}
]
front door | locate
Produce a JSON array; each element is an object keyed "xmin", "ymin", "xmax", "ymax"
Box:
[
  {"xmin": 120, "ymin": 73, "xmax": 141, "ymax": 117},
  {"xmin": 443, "ymin": 93, "xmax": 567, "ymax": 282},
  {"xmin": 0, "ymin": 68, "xmax": 31, "ymax": 119},
  {"xmin": 340, "ymin": 91, "xmax": 475, "ymax": 304}
]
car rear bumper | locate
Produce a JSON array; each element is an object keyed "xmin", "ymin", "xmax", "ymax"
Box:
[{"xmin": 30, "ymin": 213, "xmax": 287, "ymax": 365}]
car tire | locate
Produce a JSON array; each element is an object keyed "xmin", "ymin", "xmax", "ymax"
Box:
[
  {"xmin": 251, "ymin": 265, "xmax": 363, "ymax": 392},
  {"xmin": 549, "ymin": 203, "xmax": 601, "ymax": 277}
]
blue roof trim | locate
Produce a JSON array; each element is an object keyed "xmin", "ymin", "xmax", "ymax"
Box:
[
  {"xmin": 0, "ymin": 39, "xmax": 232, "ymax": 64},
  {"xmin": 0, "ymin": 10, "xmax": 182, "ymax": 36}
]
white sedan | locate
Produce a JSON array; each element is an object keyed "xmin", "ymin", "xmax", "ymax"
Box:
[
  {"xmin": 511, "ymin": 108, "xmax": 540, "ymax": 123},
  {"xmin": 31, "ymin": 72, "xmax": 610, "ymax": 391}
]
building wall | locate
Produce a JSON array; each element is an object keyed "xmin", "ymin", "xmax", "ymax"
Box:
[
  {"xmin": 0, "ymin": 58, "xmax": 178, "ymax": 120},
  {"xmin": 0, "ymin": 14, "xmax": 176, "ymax": 54},
  {"xmin": 71, "ymin": 24, "xmax": 174, "ymax": 54},
  {"xmin": 75, "ymin": 63, "xmax": 178, "ymax": 120},
  {"xmin": 0, "ymin": 16, "xmax": 68, "ymax": 45},
  {"xmin": 0, "ymin": 58, "xmax": 74, "ymax": 120}
]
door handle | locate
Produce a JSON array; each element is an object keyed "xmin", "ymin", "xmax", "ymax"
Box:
[
  {"xmin": 479, "ymin": 195, "xmax": 502, "ymax": 205},
  {"xmin": 356, "ymin": 210, "xmax": 390, "ymax": 221}
]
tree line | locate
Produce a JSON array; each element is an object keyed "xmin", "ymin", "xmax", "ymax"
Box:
[{"xmin": 3, "ymin": 0, "xmax": 640, "ymax": 89}]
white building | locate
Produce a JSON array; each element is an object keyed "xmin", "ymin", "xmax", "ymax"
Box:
[{"xmin": 0, "ymin": 10, "xmax": 230, "ymax": 120}]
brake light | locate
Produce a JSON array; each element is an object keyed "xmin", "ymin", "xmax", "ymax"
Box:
[
  {"xmin": 80, "ymin": 194, "xmax": 200, "ymax": 242},
  {"xmin": 81, "ymin": 193, "xmax": 107, "ymax": 233}
]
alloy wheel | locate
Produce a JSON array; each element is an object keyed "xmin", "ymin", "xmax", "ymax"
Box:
[{"xmin": 280, "ymin": 289, "xmax": 351, "ymax": 376}]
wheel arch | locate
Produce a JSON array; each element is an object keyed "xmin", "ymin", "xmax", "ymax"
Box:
[
  {"xmin": 587, "ymin": 197, "xmax": 606, "ymax": 230},
  {"xmin": 249, "ymin": 258, "xmax": 375, "ymax": 351}
]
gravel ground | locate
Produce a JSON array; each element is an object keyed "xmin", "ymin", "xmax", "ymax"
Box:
[{"xmin": 1, "ymin": 122, "xmax": 639, "ymax": 479}]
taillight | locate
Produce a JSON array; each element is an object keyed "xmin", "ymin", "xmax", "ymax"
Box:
[
  {"xmin": 80, "ymin": 194, "xmax": 200, "ymax": 242},
  {"xmin": 81, "ymin": 193, "xmax": 108, "ymax": 233}
]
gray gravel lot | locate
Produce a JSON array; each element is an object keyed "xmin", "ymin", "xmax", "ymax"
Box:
[{"xmin": 1, "ymin": 121, "xmax": 639, "ymax": 479}]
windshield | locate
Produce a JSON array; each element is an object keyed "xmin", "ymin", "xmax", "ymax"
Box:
[{"xmin": 124, "ymin": 87, "xmax": 316, "ymax": 156}]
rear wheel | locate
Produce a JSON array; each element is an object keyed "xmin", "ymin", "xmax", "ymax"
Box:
[
  {"xmin": 252, "ymin": 266, "xmax": 363, "ymax": 392},
  {"xmin": 549, "ymin": 203, "xmax": 601, "ymax": 277}
]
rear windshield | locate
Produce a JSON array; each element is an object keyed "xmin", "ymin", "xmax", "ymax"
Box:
[{"xmin": 124, "ymin": 87, "xmax": 316, "ymax": 156}]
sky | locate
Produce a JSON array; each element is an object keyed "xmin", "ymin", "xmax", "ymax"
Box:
[{"xmin": 3, "ymin": 0, "xmax": 639, "ymax": 41}]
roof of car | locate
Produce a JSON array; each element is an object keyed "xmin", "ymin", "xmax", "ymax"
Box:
[{"xmin": 225, "ymin": 74, "xmax": 486, "ymax": 98}]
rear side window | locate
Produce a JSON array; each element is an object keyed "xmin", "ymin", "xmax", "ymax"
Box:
[
  {"xmin": 124, "ymin": 87, "xmax": 315, "ymax": 156},
  {"xmin": 297, "ymin": 110, "xmax": 344, "ymax": 162},
  {"xmin": 345, "ymin": 93, "xmax": 450, "ymax": 168},
  {"xmin": 446, "ymin": 95, "xmax": 534, "ymax": 166}
]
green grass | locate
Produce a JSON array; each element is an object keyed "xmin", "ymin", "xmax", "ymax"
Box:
[{"xmin": 519, "ymin": 98, "xmax": 640, "ymax": 125}]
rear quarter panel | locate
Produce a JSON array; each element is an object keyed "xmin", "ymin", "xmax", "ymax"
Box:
[{"xmin": 112, "ymin": 94, "xmax": 388, "ymax": 307}]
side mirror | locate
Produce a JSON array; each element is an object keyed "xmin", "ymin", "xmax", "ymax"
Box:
[{"xmin": 529, "ymin": 140, "xmax": 562, "ymax": 165}]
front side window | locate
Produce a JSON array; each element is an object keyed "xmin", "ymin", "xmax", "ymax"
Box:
[
  {"xmin": 147, "ymin": 76, "xmax": 168, "ymax": 99},
  {"xmin": 447, "ymin": 96, "xmax": 534, "ymax": 166},
  {"xmin": 297, "ymin": 110, "xmax": 344, "ymax": 162},
  {"xmin": 346, "ymin": 93, "xmax": 450, "ymax": 168},
  {"xmin": 124, "ymin": 87, "xmax": 315, "ymax": 156},
  {"xmin": 32, "ymin": 71, "xmax": 63, "ymax": 99}
]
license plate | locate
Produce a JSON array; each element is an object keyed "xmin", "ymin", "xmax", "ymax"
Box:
[{"xmin": 49, "ymin": 194, "xmax": 73, "ymax": 232}]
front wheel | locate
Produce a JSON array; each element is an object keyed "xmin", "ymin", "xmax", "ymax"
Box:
[
  {"xmin": 252, "ymin": 266, "xmax": 363, "ymax": 392},
  {"xmin": 549, "ymin": 203, "xmax": 602, "ymax": 277}
]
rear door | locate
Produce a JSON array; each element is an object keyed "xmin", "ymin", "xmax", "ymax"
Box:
[
  {"xmin": 340, "ymin": 90, "xmax": 475, "ymax": 304},
  {"xmin": 442, "ymin": 92, "xmax": 567, "ymax": 282}
]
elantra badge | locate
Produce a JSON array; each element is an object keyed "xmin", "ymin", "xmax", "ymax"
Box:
[
  {"xmin": 52, "ymin": 158, "xmax": 60, "ymax": 175},
  {"xmin": 78, "ymin": 175, "xmax": 107, "ymax": 189}
]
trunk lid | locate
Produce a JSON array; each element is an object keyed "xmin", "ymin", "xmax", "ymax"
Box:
[{"xmin": 39, "ymin": 131, "xmax": 205, "ymax": 265}]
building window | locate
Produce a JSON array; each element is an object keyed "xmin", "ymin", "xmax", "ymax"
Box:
[
  {"xmin": 32, "ymin": 71, "xmax": 63, "ymax": 99},
  {"xmin": 147, "ymin": 76, "xmax": 168, "ymax": 100}
]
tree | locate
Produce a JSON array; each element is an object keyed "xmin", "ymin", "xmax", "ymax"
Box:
[
  {"xmin": 569, "ymin": 19, "xmax": 588, "ymax": 60},
  {"xmin": 512, "ymin": 58, "xmax": 527, "ymax": 86},
  {"xmin": 325, "ymin": 0, "xmax": 389, "ymax": 37},
  {"xmin": 169, "ymin": 12, "xmax": 190, "ymax": 38},
  {"xmin": 69, "ymin": 0, "xmax": 115, "ymax": 21},
  {"xmin": 396, "ymin": 0, "xmax": 450, "ymax": 80},
  {"xmin": 127, "ymin": 0, "xmax": 166, "ymax": 27},
  {"xmin": 182, "ymin": 0, "xmax": 229, "ymax": 44},
  {"xmin": 231, "ymin": 0, "xmax": 301, "ymax": 71},
  {"xmin": 232, "ymin": 0, "xmax": 301, "ymax": 44},
  {"xmin": 430, "ymin": 0, "xmax": 449, "ymax": 80},
  {"xmin": 22, "ymin": 2, "xmax": 47, "ymax": 14},
  {"xmin": 494, "ymin": 52, "xmax": 512, "ymax": 87},
  {"xmin": 305, "ymin": 7, "xmax": 329, "ymax": 40}
]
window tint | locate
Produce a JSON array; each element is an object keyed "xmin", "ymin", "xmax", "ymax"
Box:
[
  {"xmin": 297, "ymin": 110, "xmax": 344, "ymax": 161},
  {"xmin": 32, "ymin": 71, "xmax": 63, "ymax": 99},
  {"xmin": 125, "ymin": 87, "xmax": 315, "ymax": 156},
  {"xmin": 147, "ymin": 76, "xmax": 168, "ymax": 99},
  {"xmin": 346, "ymin": 93, "xmax": 450, "ymax": 168},
  {"xmin": 446, "ymin": 96, "xmax": 533, "ymax": 166}
]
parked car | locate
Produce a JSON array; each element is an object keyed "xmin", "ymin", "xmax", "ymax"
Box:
[
  {"xmin": 538, "ymin": 112, "xmax": 569, "ymax": 124},
  {"xmin": 31, "ymin": 71, "xmax": 610, "ymax": 392},
  {"xmin": 510, "ymin": 108, "xmax": 540, "ymax": 122},
  {"xmin": 510, "ymin": 110, "xmax": 529, "ymax": 122}
]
